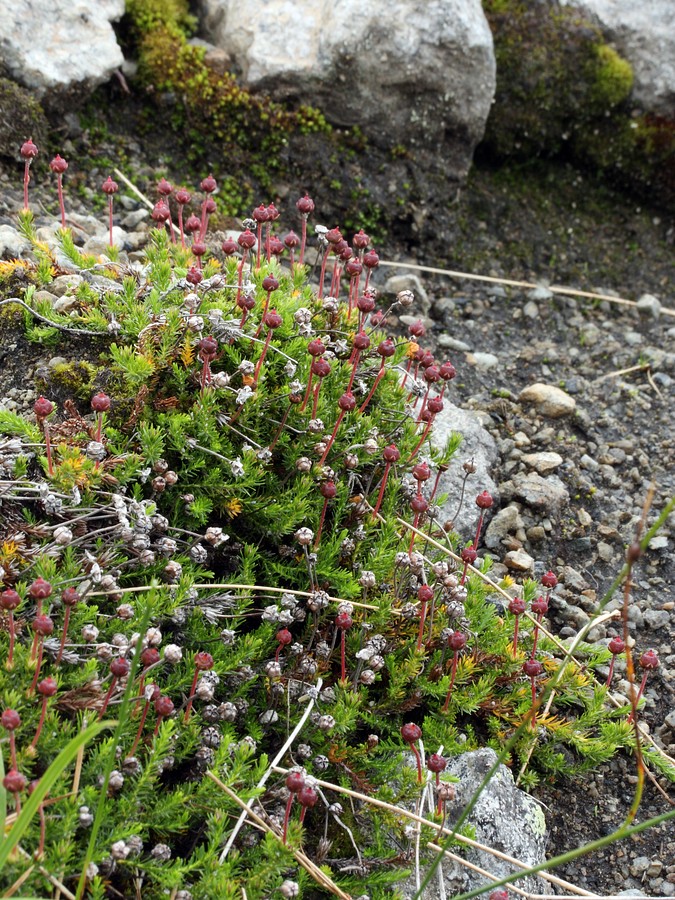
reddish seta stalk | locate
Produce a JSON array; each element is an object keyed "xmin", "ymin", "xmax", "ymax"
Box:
[
  {"xmin": 371, "ymin": 444, "xmax": 400, "ymax": 518},
  {"xmin": 296, "ymin": 194, "xmax": 315, "ymax": 266},
  {"xmin": 359, "ymin": 337, "xmax": 396, "ymax": 413},
  {"xmin": 335, "ymin": 611, "xmax": 353, "ymax": 681},
  {"xmin": 318, "ymin": 391, "xmax": 356, "ymax": 466},
  {"xmin": 99, "ymin": 658, "xmax": 130, "ymax": 719},
  {"xmin": 473, "ymin": 490, "xmax": 494, "ymax": 549},
  {"xmin": 30, "ymin": 678, "xmax": 57, "ymax": 748},
  {"xmin": 20, "ymin": 139, "xmax": 38, "ymax": 211},
  {"xmin": 523, "ymin": 658, "xmax": 543, "ymax": 730},
  {"xmin": 530, "ymin": 595, "xmax": 549, "ymax": 658},
  {"xmin": 508, "ymin": 597, "xmax": 526, "ymax": 655},
  {"xmin": 184, "ymin": 652, "xmax": 214, "ymax": 723},
  {"xmin": 0, "ymin": 589, "xmax": 21, "ymax": 668},
  {"xmin": 459, "ymin": 544, "xmax": 477, "ymax": 586},
  {"xmin": 253, "ymin": 310, "xmax": 282, "ymax": 387},
  {"xmin": 442, "ymin": 631, "xmax": 467, "ymax": 712},
  {"xmin": 416, "ymin": 584, "xmax": 434, "ymax": 651},
  {"xmin": 56, "ymin": 587, "xmax": 80, "ymax": 665},
  {"xmin": 50, "ymin": 155, "xmax": 68, "ymax": 228},
  {"xmin": 314, "ymin": 480, "xmax": 337, "ymax": 548},
  {"xmin": 605, "ymin": 636, "xmax": 625, "ymax": 687},
  {"xmin": 101, "ymin": 176, "xmax": 118, "ymax": 249}
]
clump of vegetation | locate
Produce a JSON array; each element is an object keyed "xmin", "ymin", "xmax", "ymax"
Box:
[
  {"xmin": 481, "ymin": 0, "xmax": 675, "ymax": 209},
  {"xmin": 125, "ymin": 0, "xmax": 329, "ymax": 162},
  {"xmin": 0, "ymin": 147, "xmax": 673, "ymax": 899}
]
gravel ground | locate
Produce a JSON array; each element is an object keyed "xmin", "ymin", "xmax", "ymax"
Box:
[{"xmin": 0, "ymin": 144, "xmax": 674, "ymax": 896}]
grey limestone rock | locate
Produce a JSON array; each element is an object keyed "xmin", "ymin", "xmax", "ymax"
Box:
[
  {"xmin": 0, "ymin": 1, "xmax": 125, "ymax": 106},
  {"xmin": 196, "ymin": 0, "xmax": 496, "ymax": 178},
  {"xmin": 432, "ymin": 401, "xmax": 499, "ymax": 541},
  {"xmin": 399, "ymin": 748, "xmax": 548, "ymax": 898}
]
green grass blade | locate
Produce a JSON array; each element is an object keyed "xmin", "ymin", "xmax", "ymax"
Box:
[{"xmin": 0, "ymin": 719, "xmax": 113, "ymax": 871}]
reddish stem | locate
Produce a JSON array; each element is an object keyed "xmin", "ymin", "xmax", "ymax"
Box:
[
  {"xmin": 299, "ymin": 370, "xmax": 314, "ymax": 412},
  {"xmin": 183, "ymin": 669, "xmax": 200, "ymax": 723},
  {"xmin": 530, "ymin": 676, "xmax": 538, "ymax": 730},
  {"xmin": 44, "ymin": 423, "xmax": 54, "ymax": 476},
  {"xmin": 318, "ymin": 409, "xmax": 346, "ymax": 466},
  {"xmin": 442, "ymin": 653, "xmax": 459, "ymax": 713},
  {"xmin": 55, "ymin": 606, "xmax": 72, "ymax": 666},
  {"xmin": 8, "ymin": 733, "xmax": 17, "ymax": 771},
  {"xmin": 108, "ymin": 196, "xmax": 114, "ymax": 249},
  {"xmin": 314, "ymin": 497, "xmax": 330, "ymax": 549},
  {"xmin": 406, "ymin": 418, "xmax": 435, "ymax": 464},
  {"xmin": 416, "ymin": 602, "xmax": 428, "ymax": 652},
  {"xmin": 129, "ymin": 700, "xmax": 151, "ymax": 757},
  {"xmin": 30, "ymin": 697, "xmax": 50, "ymax": 749},
  {"xmin": 282, "ymin": 793, "xmax": 294, "ymax": 843},
  {"xmin": 512, "ymin": 618, "xmax": 521, "ymax": 655},
  {"xmin": 56, "ymin": 175, "xmax": 66, "ymax": 228},
  {"xmin": 7, "ymin": 612, "xmax": 16, "ymax": 668},
  {"xmin": 299, "ymin": 217, "xmax": 308, "ymax": 265},
  {"xmin": 358, "ymin": 362, "xmax": 385, "ymax": 414},
  {"xmin": 269, "ymin": 403, "xmax": 293, "ymax": 452},
  {"xmin": 30, "ymin": 642, "xmax": 45, "ymax": 694},
  {"xmin": 98, "ymin": 677, "xmax": 118, "ymax": 720},
  {"xmin": 410, "ymin": 742, "xmax": 422, "ymax": 783},
  {"xmin": 252, "ymin": 329, "xmax": 273, "ymax": 386},
  {"xmin": 473, "ymin": 511, "xmax": 486, "ymax": 551},
  {"xmin": 371, "ymin": 462, "xmax": 392, "ymax": 519},
  {"xmin": 340, "ymin": 630, "xmax": 347, "ymax": 681},
  {"xmin": 317, "ymin": 247, "xmax": 330, "ymax": 299}
]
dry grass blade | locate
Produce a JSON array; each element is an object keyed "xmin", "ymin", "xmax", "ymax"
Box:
[
  {"xmin": 207, "ymin": 773, "xmax": 352, "ymax": 900},
  {"xmin": 376, "ymin": 259, "xmax": 675, "ymax": 318}
]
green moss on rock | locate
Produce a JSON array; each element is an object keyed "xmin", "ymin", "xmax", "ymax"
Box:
[
  {"xmin": 482, "ymin": 0, "xmax": 675, "ymax": 210},
  {"xmin": 0, "ymin": 78, "xmax": 48, "ymax": 160}
]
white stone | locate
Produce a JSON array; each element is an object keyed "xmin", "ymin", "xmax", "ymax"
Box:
[
  {"xmin": 0, "ymin": 1, "xmax": 125, "ymax": 101},
  {"xmin": 519, "ymin": 383, "xmax": 576, "ymax": 418},
  {"xmin": 521, "ymin": 451, "xmax": 564, "ymax": 474},
  {"xmin": 197, "ymin": 0, "xmax": 496, "ymax": 171},
  {"xmin": 504, "ymin": 548, "xmax": 535, "ymax": 571},
  {"xmin": 559, "ymin": 0, "xmax": 675, "ymax": 116},
  {"xmin": 636, "ymin": 294, "xmax": 662, "ymax": 320},
  {"xmin": 0, "ymin": 225, "xmax": 31, "ymax": 259}
]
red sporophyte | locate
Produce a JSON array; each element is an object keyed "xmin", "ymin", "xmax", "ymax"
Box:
[
  {"xmin": 401, "ymin": 722, "xmax": 423, "ymax": 782},
  {"xmin": 296, "ymin": 194, "xmax": 315, "ymax": 265},
  {"xmin": 34, "ymin": 396, "xmax": 55, "ymax": 475},
  {"xmin": 298, "ymin": 783, "xmax": 318, "ymax": 826},
  {"xmin": 438, "ymin": 360, "xmax": 457, "ymax": 397},
  {"xmin": 222, "ymin": 237, "xmax": 238, "ymax": 256},
  {"xmin": 91, "ymin": 391, "xmax": 111, "ymax": 441},
  {"xmin": 255, "ymin": 274, "xmax": 280, "ymax": 338},
  {"xmin": 335, "ymin": 610, "xmax": 353, "ymax": 681},
  {"xmin": 3, "ymin": 768, "xmax": 27, "ymax": 812},
  {"xmin": 282, "ymin": 770, "xmax": 306, "ymax": 842},
  {"xmin": 151, "ymin": 199, "xmax": 171, "ymax": 235},
  {"xmin": 299, "ymin": 338, "xmax": 326, "ymax": 409},
  {"xmin": 317, "ymin": 226, "xmax": 341, "ymax": 299},
  {"xmin": 359, "ymin": 336, "xmax": 396, "ymax": 413},
  {"xmin": 191, "ymin": 239, "xmax": 207, "ymax": 269},
  {"xmin": 401, "ymin": 341, "xmax": 421, "ymax": 389},
  {"xmin": 346, "ymin": 330, "xmax": 370, "ymax": 391},
  {"xmin": 101, "ymin": 176, "xmax": 118, "ymax": 249},
  {"xmin": 473, "ymin": 490, "xmax": 494, "ymax": 548},
  {"xmin": 237, "ymin": 289, "xmax": 256, "ymax": 327},
  {"xmin": 489, "ymin": 891, "xmax": 510, "ymax": 900},
  {"xmin": 315, "ymin": 479, "xmax": 337, "ymax": 548},
  {"xmin": 459, "ymin": 544, "xmax": 477, "ymax": 586},
  {"xmin": 30, "ymin": 614, "xmax": 54, "ymax": 693},
  {"xmin": 523, "ymin": 658, "xmax": 544, "ymax": 729},
  {"xmin": 20, "ymin": 138, "xmax": 38, "ymax": 211},
  {"xmin": 30, "ymin": 676, "xmax": 58, "ymax": 748},
  {"xmin": 154, "ymin": 694, "xmax": 175, "ymax": 736},
  {"xmin": 1, "ymin": 709, "xmax": 21, "ymax": 770},
  {"xmin": 235, "ymin": 228, "xmax": 257, "ymax": 304},
  {"xmin": 99, "ymin": 657, "xmax": 130, "ymax": 719},
  {"xmin": 442, "ymin": 631, "xmax": 468, "ymax": 713},
  {"xmin": 541, "ymin": 570, "xmax": 558, "ymax": 604},
  {"xmin": 175, "ymin": 187, "xmax": 191, "ymax": 248},
  {"xmin": 416, "ymin": 363, "xmax": 440, "ymax": 418},
  {"xmin": 198, "ymin": 335, "xmax": 219, "ymax": 393},
  {"xmin": 318, "ymin": 391, "xmax": 356, "ymax": 466},
  {"xmin": 186, "ymin": 265, "xmax": 203, "ymax": 286},
  {"xmin": 269, "ymin": 233, "xmax": 284, "ymax": 258},
  {"xmin": 264, "ymin": 203, "xmax": 280, "ymax": 262},
  {"xmin": 1, "ymin": 588, "xmax": 21, "ymax": 667},
  {"xmin": 628, "ymin": 649, "xmax": 660, "ymax": 724},
  {"xmin": 308, "ymin": 356, "xmax": 331, "ymax": 419},
  {"xmin": 56, "ymin": 586, "xmax": 80, "ymax": 665},
  {"xmin": 427, "ymin": 752, "xmax": 448, "ymax": 814},
  {"xmin": 530, "ymin": 594, "xmax": 549, "ymax": 657},
  {"xmin": 605, "ymin": 635, "xmax": 626, "ymax": 686},
  {"xmin": 29, "ymin": 576, "xmax": 52, "ymax": 612},
  {"xmin": 275, "ymin": 627, "xmax": 293, "ymax": 662},
  {"xmin": 416, "ymin": 583, "xmax": 434, "ymax": 651},
  {"xmin": 345, "ymin": 257, "xmax": 363, "ymax": 313},
  {"xmin": 362, "ymin": 248, "xmax": 379, "ymax": 290},
  {"xmin": 352, "ymin": 228, "xmax": 370, "ymax": 253},
  {"xmin": 284, "ymin": 230, "xmax": 300, "ymax": 273},
  {"xmin": 372, "ymin": 443, "xmax": 400, "ymax": 518},
  {"xmin": 408, "ymin": 493, "xmax": 429, "ymax": 552},
  {"xmin": 508, "ymin": 596, "xmax": 526, "ymax": 655},
  {"xmin": 252, "ymin": 203, "xmax": 270, "ymax": 267},
  {"xmin": 184, "ymin": 651, "xmax": 214, "ymax": 722},
  {"xmin": 49, "ymin": 154, "xmax": 68, "ymax": 227}
]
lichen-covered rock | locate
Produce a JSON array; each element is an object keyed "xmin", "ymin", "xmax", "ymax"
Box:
[
  {"xmin": 432, "ymin": 402, "xmax": 499, "ymax": 539},
  {"xmin": 196, "ymin": 0, "xmax": 496, "ymax": 177},
  {"xmin": 0, "ymin": 0, "xmax": 125, "ymax": 108},
  {"xmin": 400, "ymin": 748, "xmax": 548, "ymax": 898},
  {"xmin": 558, "ymin": 0, "xmax": 675, "ymax": 116}
]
